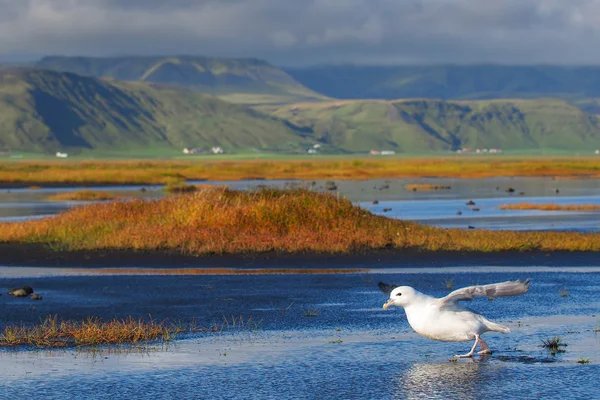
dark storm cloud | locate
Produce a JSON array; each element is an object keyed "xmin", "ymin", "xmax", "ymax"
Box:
[{"xmin": 0, "ymin": 0, "xmax": 599, "ymax": 65}]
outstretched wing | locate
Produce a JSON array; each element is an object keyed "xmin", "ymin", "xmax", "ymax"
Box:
[
  {"xmin": 437, "ymin": 279, "xmax": 530, "ymax": 308},
  {"xmin": 378, "ymin": 281, "xmax": 398, "ymax": 295}
]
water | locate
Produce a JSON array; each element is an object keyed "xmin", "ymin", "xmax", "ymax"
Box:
[
  {"xmin": 1, "ymin": 178, "xmax": 599, "ymax": 398},
  {"xmin": 2, "ymin": 177, "xmax": 599, "ymax": 231},
  {"xmin": 0, "ymin": 268, "xmax": 599, "ymax": 399}
]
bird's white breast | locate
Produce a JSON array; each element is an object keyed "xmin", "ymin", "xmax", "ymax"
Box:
[{"xmin": 404, "ymin": 302, "xmax": 487, "ymax": 342}]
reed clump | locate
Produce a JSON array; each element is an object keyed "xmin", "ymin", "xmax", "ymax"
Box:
[
  {"xmin": 406, "ymin": 184, "xmax": 451, "ymax": 191},
  {"xmin": 0, "ymin": 316, "xmax": 182, "ymax": 348},
  {"xmin": 47, "ymin": 190, "xmax": 117, "ymax": 201},
  {"xmin": 2, "ymin": 157, "xmax": 600, "ymax": 186},
  {"xmin": 1, "ymin": 188, "xmax": 600, "ymax": 253},
  {"xmin": 499, "ymin": 203, "xmax": 600, "ymax": 212},
  {"xmin": 163, "ymin": 181, "xmax": 199, "ymax": 193}
]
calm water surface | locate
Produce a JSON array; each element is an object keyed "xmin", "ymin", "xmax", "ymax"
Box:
[{"xmin": 0, "ymin": 268, "xmax": 599, "ymax": 399}]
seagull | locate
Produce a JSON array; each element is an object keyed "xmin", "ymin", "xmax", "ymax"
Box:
[{"xmin": 379, "ymin": 279, "xmax": 530, "ymax": 359}]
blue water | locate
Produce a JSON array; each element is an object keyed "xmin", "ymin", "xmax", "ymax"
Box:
[{"xmin": 0, "ymin": 269, "xmax": 599, "ymax": 399}]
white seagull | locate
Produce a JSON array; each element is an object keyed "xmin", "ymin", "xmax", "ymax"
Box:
[{"xmin": 379, "ymin": 279, "xmax": 530, "ymax": 359}]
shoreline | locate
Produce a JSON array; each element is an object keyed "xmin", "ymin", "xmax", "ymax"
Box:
[
  {"xmin": 1, "ymin": 244, "xmax": 599, "ymax": 268},
  {"xmin": 0, "ymin": 175, "xmax": 593, "ymax": 189}
]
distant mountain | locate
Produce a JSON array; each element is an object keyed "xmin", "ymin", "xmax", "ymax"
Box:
[
  {"xmin": 284, "ymin": 65, "xmax": 600, "ymax": 101},
  {"xmin": 36, "ymin": 56, "xmax": 325, "ymax": 104},
  {"xmin": 260, "ymin": 98, "xmax": 600, "ymax": 153},
  {"xmin": 0, "ymin": 68, "xmax": 310, "ymax": 154}
]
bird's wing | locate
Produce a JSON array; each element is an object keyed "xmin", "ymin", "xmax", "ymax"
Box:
[
  {"xmin": 437, "ymin": 279, "xmax": 530, "ymax": 308},
  {"xmin": 378, "ymin": 281, "xmax": 398, "ymax": 295}
]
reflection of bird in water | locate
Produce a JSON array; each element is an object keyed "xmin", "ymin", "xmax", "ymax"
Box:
[
  {"xmin": 379, "ymin": 279, "xmax": 530, "ymax": 359},
  {"xmin": 396, "ymin": 361, "xmax": 485, "ymax": 400}
]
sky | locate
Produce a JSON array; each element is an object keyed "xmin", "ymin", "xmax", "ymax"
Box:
[{"xmin": 0, "ymin": 0, "xmax": 599, "ymax": 66}]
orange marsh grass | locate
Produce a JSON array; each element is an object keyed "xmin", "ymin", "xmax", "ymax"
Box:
[
  {"xmin": 500, "ymin": 203, "xmax": 600, "ymax": 212},
  {"xmin": 1, "ymin": 157, "xmax": 600, "ymax": 186},
  {"xmin": 0, "ymin": 316, "xmax": 183, "ymax": 348},
  {"xmin": 1, "ymin": 187, "xmax": 599, "ymax": 253},
  {"xmin": 47, "ymin": 190, "xmax": 117, "ymax": 201}
]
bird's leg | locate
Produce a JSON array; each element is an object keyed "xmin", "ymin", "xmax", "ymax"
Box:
[
  {"xmin": 452, "ymin": 335, "xmax": 480, "ymax": 359},
  {"xmin": 477, "ymin": 337, "xmax": 492, "ymax": 355}
]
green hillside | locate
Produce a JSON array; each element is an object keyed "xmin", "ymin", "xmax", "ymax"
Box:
[
  {"xmin": 36, "ymin": 56, "xmax": 325, "ymax": 104},
  {"xmin": 285, "ymin": 65, "xmax": 600, "ymax": 101},
  {"xmin": 0, "ymin": 68, "xmax": 310, "ymax": 154},
  {"xmin": 261, "ymin": 99, "xmax": 600, "ymax": 153}
]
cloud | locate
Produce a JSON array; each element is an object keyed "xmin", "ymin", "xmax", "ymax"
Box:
[{"xmin": 1, "ymin": 0, "xmax": 600, "ymax": 65}]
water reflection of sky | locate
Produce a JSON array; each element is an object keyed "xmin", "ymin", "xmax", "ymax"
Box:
[
  {"xmin": 1, "ymin": 266, "xmax": 599, "ymax": 398},
  {"xmin": 1, "ymin": 178, "xmax": 600, "ymax": 231}
]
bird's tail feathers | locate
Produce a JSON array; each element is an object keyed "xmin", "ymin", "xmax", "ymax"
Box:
[{"xmin": 486, "ymin": 320, "xmax": 510, "ymax": 334}]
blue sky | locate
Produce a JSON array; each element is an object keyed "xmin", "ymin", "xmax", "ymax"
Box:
[{"xmin": 0, "ymin": 0, "xmax": 598, "ymax": 65}]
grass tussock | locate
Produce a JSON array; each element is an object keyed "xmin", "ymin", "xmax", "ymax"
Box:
[
  {"xmin": 406, "ymin": 184, "xmax": 451, "ymax": 191},
  {"xmin": 163, "ymin": 181, "xmax": 199, "ymax": 193},
  {"xmin": 541, "ymin": 337, "xmax": 567, "ymax": 355},
  {"xmin": 47, "ymin": 190, "xmax": 117, "ymax": 201},
  {"xmin": 304, "ymin": 308, "xmax": 321, "ymax": 317},
  {"xmin": 2, "ymin": 158, "xmax": 600, "ymax": 186},
  {"xmin": 0, "ymin": 316, "xmax": 182, "ymax": 348},
  {"xmin": 500, "ymin": 203, "xmax": 600, "ymax": 212},
  {"xmin": 2, "ymin": 188, "xmax": 600, "ymax": 254}
]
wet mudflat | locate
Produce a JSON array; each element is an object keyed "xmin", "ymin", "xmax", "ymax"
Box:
[{"xmin": 0, "ymin": 268, "xmax": 598, "ymax": 399}]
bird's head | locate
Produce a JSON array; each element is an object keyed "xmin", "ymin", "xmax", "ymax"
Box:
[{"xmin": 382, "ymin": 286, "xmax": 417, "ymax": 309}]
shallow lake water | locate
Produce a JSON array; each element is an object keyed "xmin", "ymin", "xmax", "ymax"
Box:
[
  {"xmin": 1, "ymin": 177, "xmax": 600, "ymax": 231},
  {"xmin": 1, "ymin": 177, "xmax": 599, "ymax": 398},
  {"xmin": 0, "ymin": 267, "xmax": 599, "ymax": 399}
]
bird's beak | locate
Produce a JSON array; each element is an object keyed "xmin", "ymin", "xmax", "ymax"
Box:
[{"xmin": 383, "ymin": 299, "xmax": 394, "ymax": 310}]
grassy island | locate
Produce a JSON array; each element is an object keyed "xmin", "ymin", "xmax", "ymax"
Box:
[
  {"xmin": 500, "ymin": 203, "xmax": 600, "ymax": 212},
  {"xmin": 1, "ymin": 157, "xmax": 600, "ymax": 187},
  {"xmin": 1, "ymin": 188, "xmax": 599, "ymax": 253}
]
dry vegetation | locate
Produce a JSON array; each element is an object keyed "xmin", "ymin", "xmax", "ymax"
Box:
[
  {"xmin": 47, "ymin": 190, "xmax": 117, "ymax": 201},
  {"xmin": 1, "ymin": 157, "xmax": 600, "ymax": 186},
  {"xmin": 405, "ymin": 184, "xmax": 452, "ymax": 191},
  {"xmin": 500, "ymin": 203, "xmax": 600, "ymax": 212},
  {"xmin": 1, "ymin": 188, "xmax": 599, "ymax": 253},
  {"xmin": 0, "ymin": 316, "xmax": 183, "ymax": 348}
]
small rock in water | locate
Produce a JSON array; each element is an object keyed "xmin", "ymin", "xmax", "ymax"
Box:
[
  {"xmin": 471, "ymin": 207, "xmax": 480, "ymax": 212},
  {"xmin": 555, "ymin": 188, "xmax": 560, "ymax": 194},
  {"xmin": 383, "ymin": 208, "xmax": 392, "ymax": 212},
  {"xmin": 468, "ymin": 225, "xmax": 476, "ymax": 229},
  {"xmin": 325, "ymin": 181, "xmax": 338, "ymax": 191},
  {"xmin": 456, "ymin": 211, "xmax": 462, "ymax": 215},
  {"xmin": 372, "ymin": 200, "xmax": 379, "ymax": 204},
  {"xmin": 30, "ymin": 293, "xmax": 42, "ymax": 300},
  {"xmin": 381, "ymin": 184, "xmax": 390, "ymax": 190},
  {"xmin": 140, "ymin": 187, "xmax": 147, "ymax": 192},
  {"xmin": 519, "ymin": 192, "xmax": 525, "ymax": 196},
  {"xmin": 506, "ymin": 187, "xmax": 515, "ymax": 193},
  {"xmin": 9, "ymin": 286, "xmax": 34, "ymax": 297},
  {"xmin": 466, "ymin": 200, "xmax": 476, "ymax": 206},
  {"xmin": 11, "ymin": 289, "xmax": 29, "ymax": 297}
]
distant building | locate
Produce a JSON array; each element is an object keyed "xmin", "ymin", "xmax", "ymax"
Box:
[
  {"xmin": 211, "ymin": 146, "xmax": 224, "ymax": 154},
  {"xmin": 56, "ymin": 152, "xmax": 68, "ymax": 158},
  {"xmin": 308, "ymin": 149, "xmax": 318, "ymax": 154},
  {"xmin": 380, "ymin": 150, "xmax": 396, "ymax": 155},
  {"xmin": 370, "ymin": 150, "xmax": 380, "ymax": 155},
  {"xmin": 313, "ymin": 144, "xmax": 321, "ymax": 149},
  {"xmin": 183, "ymin": 147, "xmax": 205, "ymax": 155}
]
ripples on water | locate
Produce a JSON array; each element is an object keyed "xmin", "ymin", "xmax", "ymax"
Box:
[{"xmin": 0, "ymin": 270, "xmax": 599, "ymax": 399}]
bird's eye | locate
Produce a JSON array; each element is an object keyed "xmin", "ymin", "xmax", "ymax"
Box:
[{"xmin": 396, "ymin": 293, "xmax": 402, "ymax": 297}]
